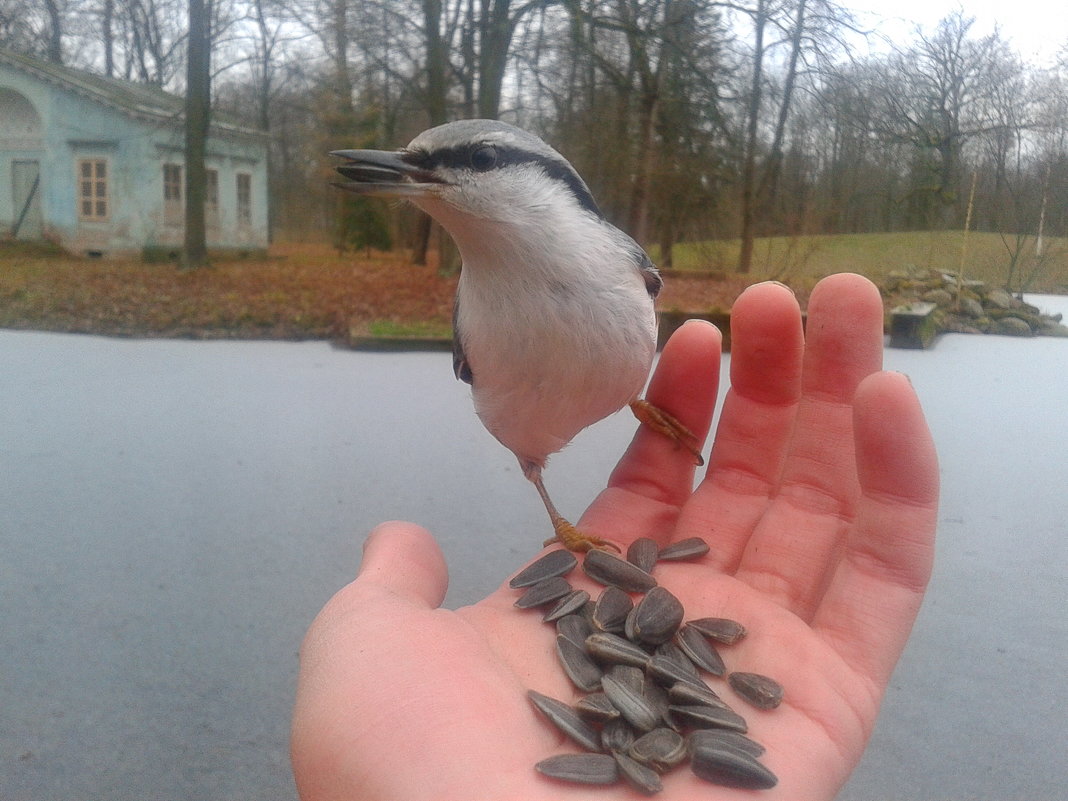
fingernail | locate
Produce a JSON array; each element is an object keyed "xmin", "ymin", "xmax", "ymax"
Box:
[{"xmin": 739, "ymin": 281, "xmax": 795, "ymax": 297}]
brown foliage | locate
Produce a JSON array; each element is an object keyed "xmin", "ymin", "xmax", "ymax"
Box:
[
  {"xmin": 1, "ymin": 243, "xmax": 757, "ymax": 341},
  {"xmin": 0, "ymin": 243, "xmax": 458, "ymax": 340}
]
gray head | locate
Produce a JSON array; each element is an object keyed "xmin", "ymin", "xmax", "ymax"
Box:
[{"xmin": 332, "ymin": 119, "xmax": 603, "ymax": 222}]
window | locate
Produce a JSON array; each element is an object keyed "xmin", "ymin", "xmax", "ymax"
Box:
[
  {"xmin": 163, "ymin": 163, "xmax": 182, "ymax": 226},
  {"xmin": 163, "ymin": 163, "xmax": 182, "ymax": 201},
  {"xmin": 78, "ymin": 159, "xmax": 108, "ymax": 220},
  {"xmin": 236, "ymin": 173, "xmax": 252, "ymax": 226},
  {"xmin": 205, "ymin": 168, "xmax": 219, "ymax": 228}
]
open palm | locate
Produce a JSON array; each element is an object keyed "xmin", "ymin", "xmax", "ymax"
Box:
[{"xmin": 291, "ymin": 274, "xmax": 939, "ymax": 800}]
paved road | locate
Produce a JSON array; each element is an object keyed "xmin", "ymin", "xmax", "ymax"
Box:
[{"xmin": 2, "ymin": 297, "xmax": 1066, "ymax": 800}]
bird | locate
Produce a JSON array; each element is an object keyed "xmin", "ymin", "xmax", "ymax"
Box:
[{"xmin": 332, "ymin": 119, "xmax": 702, "ymax": 552}]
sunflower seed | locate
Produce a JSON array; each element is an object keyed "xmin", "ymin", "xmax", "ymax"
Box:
[
  {"xmin": 528, "ymin": 690, "xmax": 603, "ymax": 752},
  {"xmin": 669, "ymin": 703, "xmax": 749, "ymax": 733},
  {"xmin": 583, "ymin": 549, "xmax": 657, "ymax": 592},
  {"xmin": 690, "ymin": 742, "xmax": 777, "ymax": 789},
  {"xmin": 688, "ymin": 729, "xmax": 766, "ymax": 759},
  {"xmin": 676, "ymin": 625, "xmax": 727, "ymax": 676},
  {"xmin": 631, "ymin": 586, "xmax": 684, "ymax": 645},
  {"xmin": 578, "ymin": 598, "xmax": 597, "ymax": 621},
  {"xmin": 668, "ymin": 680, "xmax": 728, "ymax": 709},
  {"xmin": 629, "ymin": 728, "xmax": 687, "ymax": 772},
  {"xmin": 613, "ymin": 751, "xmax": 663, "ymax": 795},
  {"xmin": 535, "ymin": 753, "xmax": 619, "ymax": 785},
  {"xmin": 585, "ymin": 632, "xmax": 651, "ymax": 669},
  {"xmin": 606, "ymin": 664, "xmax": 645, "ymax": 692},
  {"xmin": 556, "ymin": 613, "xmax": 593, "ymax": 649},
  {"xmin": 686, "ymin": 617, "xmax": 747, "ymax": 645},
  {"xmin": 641, "ymin": 673, "xmax": 674, "ymax": 729},
  {"xmin": 601, "ymin": 673, "xmax": 660, "ymax": 732},
  {"xmin": 654, "ymin": 642, "xmax": 700, "ymax": 680},
  {"xmin": 575, "ymin": 692, "xmax": 620, "ymax": 724},
  {"xmin": 556, "ymin": 635, "xmax": 603, "ymax": 692},
  {"xmin": 626, "ymin": 537, "xmax": 660, "ymax": 573},
  {"xmin": 646, "ymin": 652, "xmax": 704, "ymax": 689},
  {"xmin": 624, "ymin": 604, "xmax": 640, "ymax": 640},
  {"xmin": 514, "ymin": 576, "xmax": 572, "ymax": 609},
  {"xmin": 543, "ymin": 589, "xmax": 591, "ymax": 622},
  {"xmin": 600, "ymin": 717, "xmax": 637, "ymax": 753},
  {"xmin": 656, "ymin": 537, "xmax": 710, "ymax": 562},
  {"xmin": 509, "ymin": 549, "xmax": 578, "ymax": 588},
  {"xmin": 524, "ymin": 547, "xmax": 782, "ymax": 793},
  {"xmin": 592, "ymin": 586, "xmax": 633, "ymax": 633},
  {"xmin": 729, "ymin": 671, "xmax": 784, "ymax": 710}
]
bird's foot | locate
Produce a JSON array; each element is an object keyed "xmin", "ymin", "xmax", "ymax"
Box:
[
  {"xmin": 543, "ymin": 519, "xmax": 621, "ymax": 553},
  {"xmin": 629, "ymin": 399, "xmax": 705, "ymax": 466}
]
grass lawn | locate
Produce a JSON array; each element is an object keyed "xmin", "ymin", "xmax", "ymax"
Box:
[
  {"xmin": 1, "ymin": 232, "xmax": 1064, "ymax": 340},
  {"xmin": 653, "ymin": 230, "xmax": 1068, "ymax": 293}
]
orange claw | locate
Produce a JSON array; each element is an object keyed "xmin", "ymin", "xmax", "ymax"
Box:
[
  {"xmin": 543, "ymin": 520, "xmax": 621, "ymax": 553},
  {"xmin": 630, "ymin": 399, "xmax": 705, "ymax": 466}
]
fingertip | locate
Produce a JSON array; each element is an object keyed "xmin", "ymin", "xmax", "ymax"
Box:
[
  {"xmin": 729, "ymin": 281, "xmax": 805, "ymax": 403},
  {"xmin": 358, "ymin": 521, "xmax": 449, "ymax": 609},
  {"xmin": 737, "ymin": 278, "xmax": 797, "ymax": 301},
  {"xmin": 854, "ymin": 372, "xmax": 939, "ymax": 505},
  {"xmin": 666, "ymin": 316, "xmax": 724, "ymax": 355},
  {"xmin": 644, "ymin": 317, "xmax": 722, "ymax": 432},
  {"xmin": 653, "ymin": 316, "xmax": 722, "ymax": 421},
  {"xmin": 810, "ymin": 271, "xmax": 878, "ymax": 300},
  {"xmin": 605, "ymin": 317, "xmax": 721, "ymax": 507}
]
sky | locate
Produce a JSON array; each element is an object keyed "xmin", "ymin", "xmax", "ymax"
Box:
[{"xmin": 844, "ymin": 0, "xmax": 1066, "ymax": 67}]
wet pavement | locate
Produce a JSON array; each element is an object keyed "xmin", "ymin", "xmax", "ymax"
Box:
[{"xmin": 2, "ymin": 296, "xmax": 1066, "ymax": 800}]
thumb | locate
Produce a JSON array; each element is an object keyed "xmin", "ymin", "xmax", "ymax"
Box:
[{"xmin": 356, "ymin": 520, "xmax": 449, "ymax": 609}]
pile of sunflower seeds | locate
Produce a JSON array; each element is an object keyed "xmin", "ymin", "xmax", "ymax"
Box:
[{"xmin": 510, "ymin": 537, "xmax": 783, "ymax": 794}]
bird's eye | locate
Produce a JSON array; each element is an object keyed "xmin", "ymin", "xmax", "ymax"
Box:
[{"xmin": 470, "ymin": 145, "xmax": 498, "ymax": 172}]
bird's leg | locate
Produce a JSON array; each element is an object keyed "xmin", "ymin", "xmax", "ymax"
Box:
[
  {"xmin": 526, "ymin": 467, "xmax": 620, "ymax": 553},
  {"xmin": 629, "ymin": 399, "xmax": 705, "ymax": 466}
]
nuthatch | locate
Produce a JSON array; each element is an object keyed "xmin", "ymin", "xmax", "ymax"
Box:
[{"xmin": 333, "ymin": 119, "xmax": 701, "ymax": 551}]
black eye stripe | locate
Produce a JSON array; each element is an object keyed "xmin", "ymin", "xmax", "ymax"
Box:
[{"xmin": 404, "ymin": 143, "xmax": 603, "ymax": 218}]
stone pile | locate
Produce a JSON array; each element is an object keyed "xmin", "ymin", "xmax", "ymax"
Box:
[{"xmin": 881, "ymin": 268, "xmax": 1068, "ymax": 338}]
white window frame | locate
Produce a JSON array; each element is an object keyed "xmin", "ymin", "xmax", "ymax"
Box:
[
  {"xmin": 236, "ymin": 172, "xmax": 252, "ymax": 227},
  {"xmin": 163, "ymin": 163, "xmax": 183, "ymax": 227},
  {"xmin": 77, "ymin": 158, "xmax": 109, "ymax": 221}
]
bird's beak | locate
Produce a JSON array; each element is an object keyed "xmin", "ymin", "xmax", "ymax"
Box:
[{"xmin": 330, "ymin": 149, "xmax": 445, "ymax": 197}]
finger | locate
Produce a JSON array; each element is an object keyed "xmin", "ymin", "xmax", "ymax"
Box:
[
  {"xmin": 814, "ymin": 371, "xmax": 939, "ymax": 686},
  {"xmin": 581, "ymin": 319, "xmax": 722, "ymax": 543},
  {"xmin": 356, "ymin": 520, "xmax": 449, "ymax": 610},
  {"xmin": 735, "ymin": 274, "xmax": 886, "ymax": 616},
  {"xmin": 679, "ymin": 281, "xmax": 805, "ymax": 568}
]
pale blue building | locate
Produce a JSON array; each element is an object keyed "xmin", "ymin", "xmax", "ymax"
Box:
[{"xmin": 0, "ymin": 48, "xmax": 269, "ymax": 257}]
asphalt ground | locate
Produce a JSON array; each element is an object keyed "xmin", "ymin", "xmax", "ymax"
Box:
[{"xmin": 2, "ymin": 296, "xmax": 1066, "ymax": 800}]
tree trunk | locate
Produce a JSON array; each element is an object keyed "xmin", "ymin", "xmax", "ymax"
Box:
[
  {"xmin": 757, "ymin": 0, "xmax": 806, "ymax": 217},
  {"xmin": 414, "ymin": 0, "xmax": 449, "ymax": 267},
  {"xmin": 43, "ymin": 0, "xmax": 63, "ymax": 63},
  {"xmin": 102, "ymin": 0, "xmax": 114, "ymax": 77},
  {"xmin": 628, "ymin": 91, "xmax": 658, "ymax": 244},
  {"xmin": 737, "ymin": 0, "xmax": 767, "ymax": 274},
  {"xmin": 183, "ymin": 0, "xmax": 211, "ymax": 269},
  {"xmin": 477, "ymin": 0, "xmax": 513, "ymax": 118}
]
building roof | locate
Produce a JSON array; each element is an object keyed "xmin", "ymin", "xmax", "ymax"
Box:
[{"xmin": 0, "ymin": 47, "xmax": 267, "ymax": 140}]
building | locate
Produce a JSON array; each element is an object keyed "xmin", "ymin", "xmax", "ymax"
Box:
[{"xmin": 0, "ymin": 48, "xmax": 269, "ymax": 258}]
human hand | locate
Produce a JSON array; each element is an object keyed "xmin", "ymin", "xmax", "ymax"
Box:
[{"xmin": 291, "ymin": 273, "xmax": 939, "ymax": 800}]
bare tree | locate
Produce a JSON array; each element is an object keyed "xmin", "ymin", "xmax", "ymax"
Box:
[
  {"xmin": 558, "ymin": 0, "xmax": 725, "ymax": 245},
  {"xmin": 864, "ymin": 11, "xmax": 1020, "ymax": 229},
  {"xmin": 734, "ymin": 0, "xmax": 853, "ymax": 271},
  {"xmin": 183, "ymin": 0, "xmax": 211, "ymax": 268},
  {"xmin": 42, "ymin": 0, "xmax": 65, "ymax": 61}
]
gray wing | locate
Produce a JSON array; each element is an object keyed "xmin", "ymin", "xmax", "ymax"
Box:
[
  {"xmin": 633, "ymin": 244, "xmax": 663, "ymax": 299},
  {"xmin": 452, "ymin": 294, "xmax": 473, "ymax": 384}
]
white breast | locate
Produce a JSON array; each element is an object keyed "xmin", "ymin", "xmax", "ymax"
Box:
[{"xmin": 451, "ymin": 213, "xmax": 657, "ymax": 471}]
